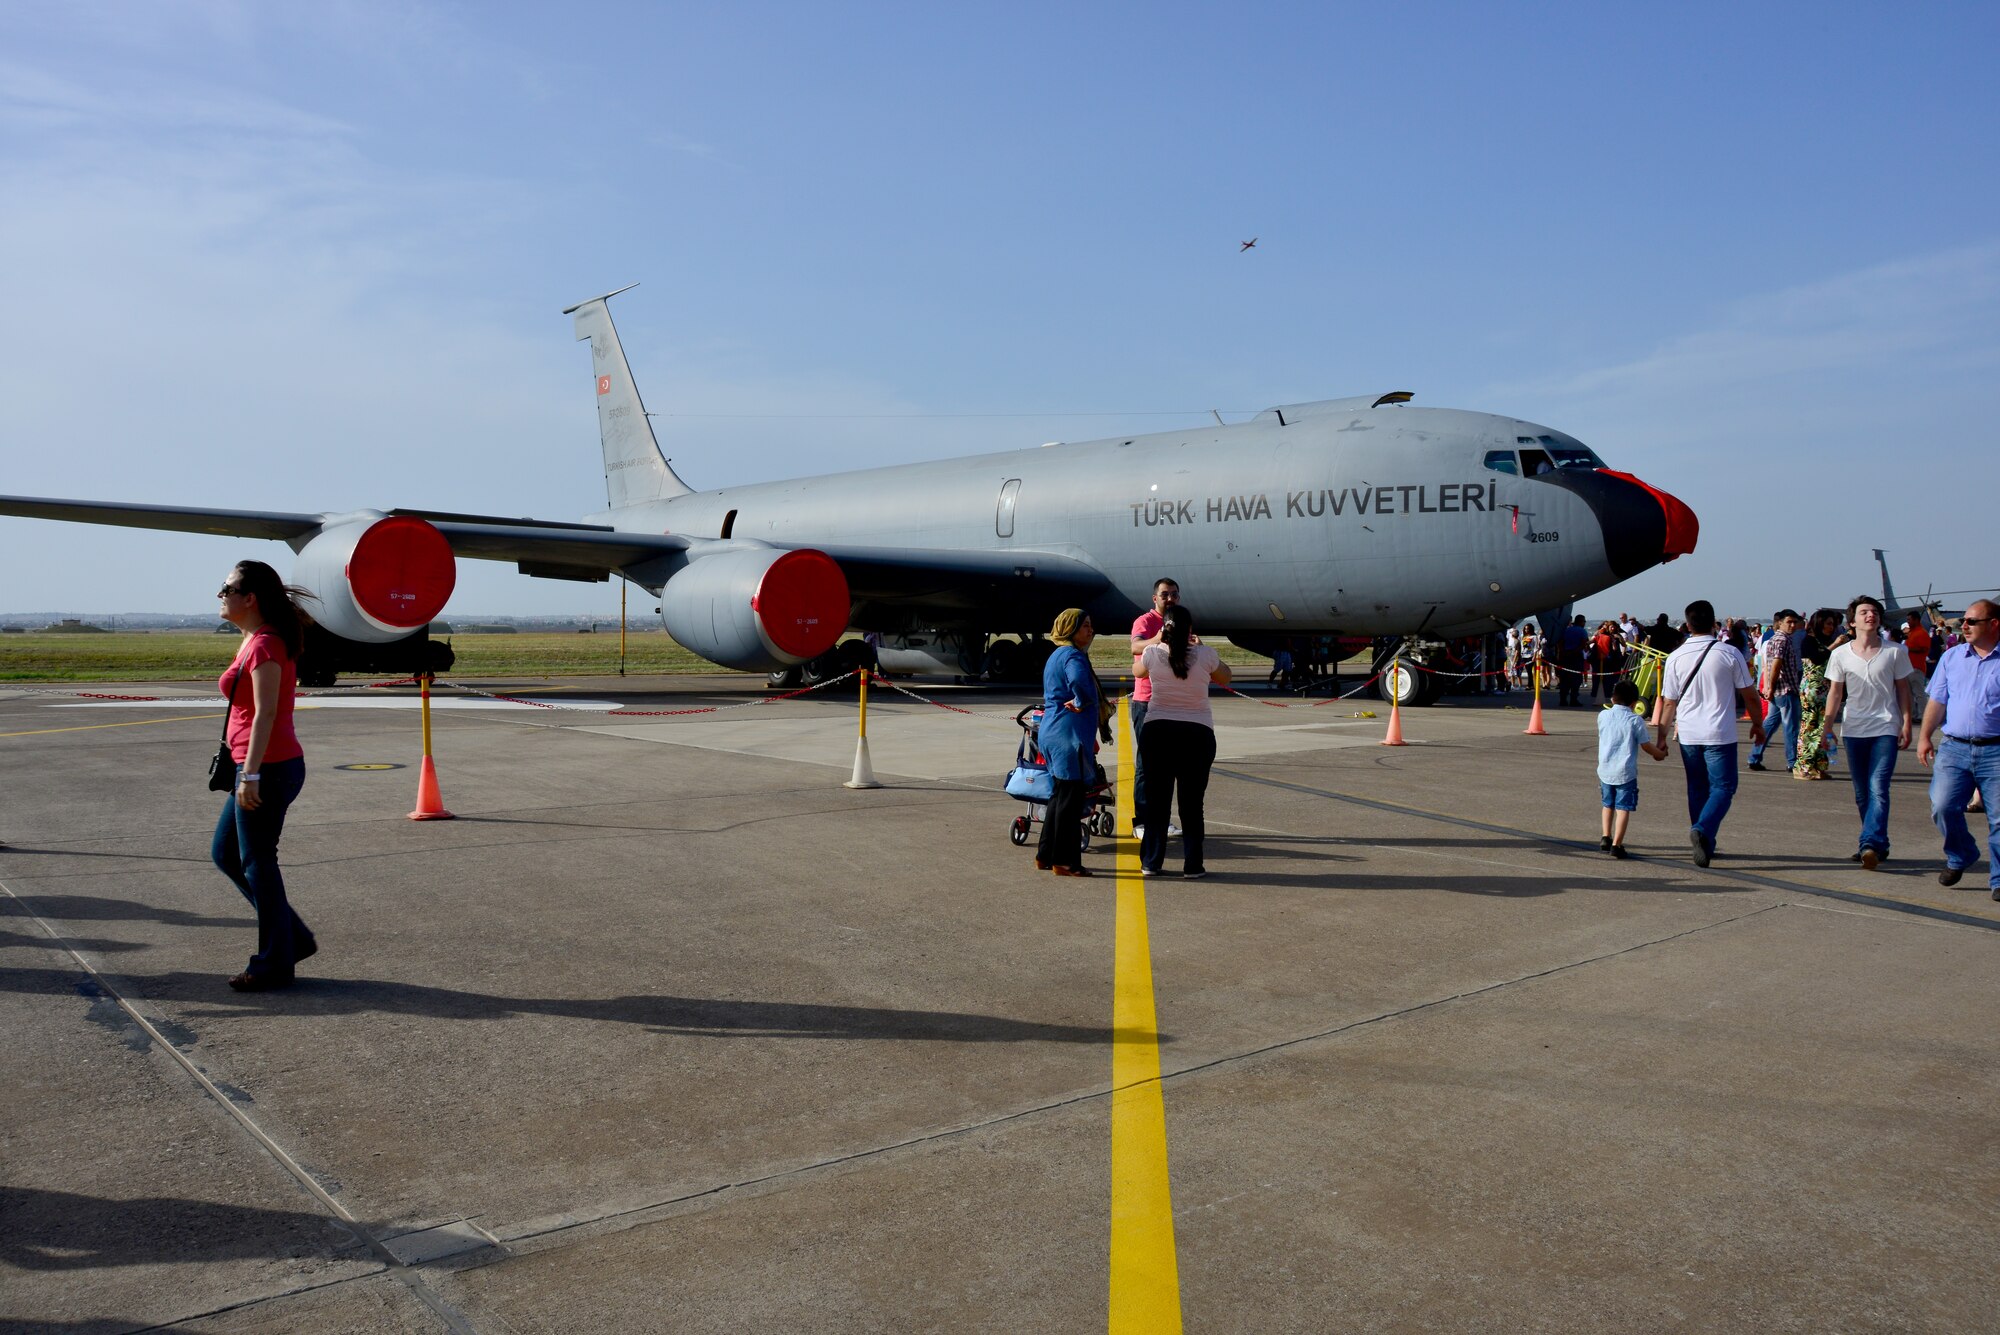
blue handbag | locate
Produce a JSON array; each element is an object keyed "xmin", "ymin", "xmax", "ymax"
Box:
[{"xmin": 1005, "ymin": 764, "xmax": 1055, "ymax": 802}]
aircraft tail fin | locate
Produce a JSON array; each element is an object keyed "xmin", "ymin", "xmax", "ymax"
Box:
[
  {"xmin": 565, "ymin": 285, "xmax": 692, "ymax": 509},
  {"xmin": 1873, "ymin": 548, "xmax": 1899, "ymax": 612}
]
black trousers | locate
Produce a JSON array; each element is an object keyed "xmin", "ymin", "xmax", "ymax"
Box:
[
  {"xmin": 1037, "ymin": 777, "xmax": 1088, "ymax": 867},
  {"xmin": 1139, "ymin": 720, "xmax": 1216, "ymax": 872},
  {"xmin": 1558, "ymin": 651, "xmax": 1584, "ymax": 704}
]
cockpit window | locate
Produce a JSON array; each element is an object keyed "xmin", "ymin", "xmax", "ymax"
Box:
[
  {"xmin": 1517, "ymin": 434, "xmax": 1604, "ymax": 473},
  {"xmin": 1482, "ymin": 449, "xmax": 1519, "ymax": 475},
  {"xmin": 1537, "ymin": 434, "xmax": 1604, "ymax": 470}
]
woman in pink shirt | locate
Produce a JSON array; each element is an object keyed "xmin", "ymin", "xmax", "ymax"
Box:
[
  {"xmin": 212, "ymin": 560, "xmax": 317, "ymax": 992},
  {"xmin": 1134, "ymin": 605, "xmax": 1232, "ymax": 878}
]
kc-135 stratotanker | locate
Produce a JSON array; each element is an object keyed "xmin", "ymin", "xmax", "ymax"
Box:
[{"xmin": 0, "ymin": 286, "xmax": 1696, "ymax": 698}]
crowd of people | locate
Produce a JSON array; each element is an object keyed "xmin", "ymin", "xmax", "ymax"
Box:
[
  {"xmin": 1032, "ymin": 584, "xmax": 1998, "ymax": 900},
  {"xmin": 1582, "ymin": 596, "xmax": 1997, "ymax": 895}
]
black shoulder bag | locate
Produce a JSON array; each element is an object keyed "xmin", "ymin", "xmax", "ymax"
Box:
[{"xmin": 207, "ymin": 666, "xmax": 243, "ymax": 791}]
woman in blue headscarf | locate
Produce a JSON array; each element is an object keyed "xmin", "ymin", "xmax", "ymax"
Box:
[{"xmin": 1036, "ymin": 608, "xmax": 1099, "ymax": 876}]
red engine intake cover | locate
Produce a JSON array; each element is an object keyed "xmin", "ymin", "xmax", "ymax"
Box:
[
  {"xmin": 752, "ymin": 549, "xmax": 849, "ymax": 660},
  {"xmin": 345, "ymin": 516, "xmax": 457, "ymax": 629}
]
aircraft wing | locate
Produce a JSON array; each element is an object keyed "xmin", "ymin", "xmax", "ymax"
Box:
[
  {"xmin": 0, "ymin": 495, "xmax": 324, "ymax": 542},
  {"xmin": 0, "ymin": 494, "xmax": 691, "ymax": 572},
  {"xmin": 397, "ymin": 514, "xmax": 688, "ymax": 571},
  {"xmin": 802, "ymin": 543, "xmax": 1111, "ymax": 619},
  {"xmin": 0, "ymin": 492, "xmax": 1108, "ymax": 613}
]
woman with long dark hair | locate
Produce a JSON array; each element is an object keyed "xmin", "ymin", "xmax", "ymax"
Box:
[
  {"xmin": 1795, "ymin": 608, "xmax": 1842, "ymax": 780},
  {"xmin": 1134, "ymin": 604, "xmax": 1232, "ymax": 878},
  {"xmin": 213, "ymin": 560, "xmax": 317, "ymax": 990}
]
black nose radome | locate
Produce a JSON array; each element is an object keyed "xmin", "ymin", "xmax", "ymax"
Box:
[{"xmin": 1531, "ymin": 469, "xmax": 1696, "ymax": 581}]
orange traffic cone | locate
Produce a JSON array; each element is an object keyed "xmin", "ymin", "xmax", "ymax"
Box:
[
  {"xmin": 408, "ymin": 755, "xmax": 454, "ymax": 820},
  {"xmin": 1381, "ymin": 695, "xmax": 1408, "ymax": 746},
  {"xmin": 1523, "ymin": 685, "xmax": 1549, "ymax": 735}
]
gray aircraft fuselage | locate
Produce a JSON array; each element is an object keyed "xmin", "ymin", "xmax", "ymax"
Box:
[{"xmin": 601, "ymin": 398, "xmax": 1694, "ymax": 641}]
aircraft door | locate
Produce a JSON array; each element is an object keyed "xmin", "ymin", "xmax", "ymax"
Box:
[{"xmin": 996, "ymin": 478, "xmax": 1021, "ymax": 538}]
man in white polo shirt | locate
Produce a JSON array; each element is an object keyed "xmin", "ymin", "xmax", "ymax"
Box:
[{"xmin": 1654, "ymin": 599, "xmax": 1764, "ymax": 866}]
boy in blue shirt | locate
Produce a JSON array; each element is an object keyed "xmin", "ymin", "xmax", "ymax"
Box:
[{"xmin": 1599, "ymin": 678, "xmax": 1668, "ymax": 857}]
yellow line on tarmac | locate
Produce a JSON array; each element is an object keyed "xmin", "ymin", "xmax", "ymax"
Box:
[
  {"xmin": 1109, "ymin": 694, "xmax": 1181, "ymax": 1333},
  {"xmin": 0, "ymin": 715, "xmax": 213, "ymax": 738}
]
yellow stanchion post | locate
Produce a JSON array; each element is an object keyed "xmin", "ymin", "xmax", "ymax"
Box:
[
  {"xmin": 409, "ymin": 674, "xmax": 455, "ymax": 820},
  {"xmin": 844, "ymin": 666, "xmax": 882, "ymax": 789}
]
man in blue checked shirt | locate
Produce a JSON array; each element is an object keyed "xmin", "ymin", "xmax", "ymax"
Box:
[{"xmin": 1917, "ymin": 600, "xmax": 2000, "ymax": 897}]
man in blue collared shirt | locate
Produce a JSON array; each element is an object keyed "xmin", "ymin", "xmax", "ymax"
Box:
[{"xmin": 1918, "ymin": 599, "xmax": 2000, "ymax": 897}]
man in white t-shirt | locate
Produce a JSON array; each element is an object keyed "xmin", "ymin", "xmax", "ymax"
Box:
[
  {"xmin": 1655, "ymin": 599, "xmax": 1763, "ymax": 866},
  {"xmin": 1826, "ymin": 594, "xmax": 1919, "ymax": 869}
]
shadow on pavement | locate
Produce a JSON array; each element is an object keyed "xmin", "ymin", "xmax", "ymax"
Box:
[
  {"xmin": 0, "ymin": 894, "xmax": 238, "ymax": 929},
  {"xmin": 0, "ymin": 1185, "xmax": 364, "ymax": 1271},
  {"xmin": 0, "ymin": 928, "xmax": 149, "ymax": 954},
  {"xmin": 0, "ymin": 967, "xmax": 1163, "ymax": 1046}
]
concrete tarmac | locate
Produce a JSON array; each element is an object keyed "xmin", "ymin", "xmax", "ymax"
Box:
[{"xmin": 2, "ymin": 676, "xmax": 1996, "ymax": 1332}]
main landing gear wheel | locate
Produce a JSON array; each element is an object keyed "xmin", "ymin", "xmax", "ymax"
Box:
[
  {"xmin": 1382, "ymin": 662, "xmax": 1420, "ymax": 707},
  {"xmin": 1381, "ymin": 661, "xmax": 1444, "ymax": 707},
  {"xmin": 1009, "ymin": 815, "xmax": 1031, "ymax": 846},
  {"xmin": 983, "ymin": 639, "xmax": 1022, "ymax": 684},
  {"xmin": 767, "ymin": 665, "xmax": 803, "ymax": 690}
]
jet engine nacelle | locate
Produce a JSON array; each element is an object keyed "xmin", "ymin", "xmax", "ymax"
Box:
[
  {"xmin": 659, "ymin": 546, "xmax": 849, "ymax": 672},
  {"xmin": 291, "ymin": 514, "xmax": 457, "ymax": 643}
]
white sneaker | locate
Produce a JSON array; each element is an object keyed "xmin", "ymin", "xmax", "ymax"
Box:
[{"xmin": 1168, "ymin": 823, "xmax": 1182, "ymax": 838}]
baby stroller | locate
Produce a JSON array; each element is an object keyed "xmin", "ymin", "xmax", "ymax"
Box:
[{"xmin": 1005, "ymin": 704, "xmax": 1115, "ymax": 849}]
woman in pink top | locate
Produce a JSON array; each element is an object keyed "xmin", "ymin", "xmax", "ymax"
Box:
[
  {"xmin": 1134, "ymin": 605, "xmax": 1232, "ymax": 878},
  {"xmin": 211, "ymin": 560, "xmax": 317, "ymax": 992}
]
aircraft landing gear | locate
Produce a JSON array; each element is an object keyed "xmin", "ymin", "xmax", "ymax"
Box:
[
  {"xmin": 983, "ymin": 636, "xmax": 1052, "ymax": 684},
  {"xmin": 1375, "ymin": 640, "xmax": 1447, "ymax": 707},
  {"xmin": 774, "ymin": 639, "xmax": 875, "ymax": 691}
]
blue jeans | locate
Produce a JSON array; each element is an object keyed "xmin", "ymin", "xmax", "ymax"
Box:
[
  {"xmin": 1129, "ymin": 699, "xmax": 1150, "ymax": 824},
  {"xmin": 1844, "ymin": 733, "xmax": 1899, "ymax": 856},
  {"xmin": 1678, "ymin": 741, "xmax": 1739, "ymax": 850},
  {"xmin": 1749, "ymin": 693, "xmax": 1800, "ymax": 769},
  {"xmin": 211, "ymin": 756, "xmax": 310, "ymax": 978},
  {"xmin": 1931, "ymin": 738, "xmax": 2000, "ymax": 886}
]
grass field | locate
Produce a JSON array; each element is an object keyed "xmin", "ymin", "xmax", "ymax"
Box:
[{"xmin": 0, "ymin": 631, "xmax": 1280, "ymax": 683}]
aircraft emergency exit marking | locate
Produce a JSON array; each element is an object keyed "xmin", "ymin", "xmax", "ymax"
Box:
[{"xmin": 1130, "ymin": 482, "xmax": 1499, "ymax": 526}]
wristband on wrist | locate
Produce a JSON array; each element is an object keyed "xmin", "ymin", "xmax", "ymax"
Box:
[{"xmin": 239, "ymin": 773, "xmax": 260, "ymax": 782}]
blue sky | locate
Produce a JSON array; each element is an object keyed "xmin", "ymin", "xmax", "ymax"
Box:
[{"xmin": 2, "ymin": 1, "xmax": 1994, "ymax": 623}]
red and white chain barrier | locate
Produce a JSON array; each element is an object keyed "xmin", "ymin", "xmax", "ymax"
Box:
[{"xmin": 434, "ymin": 670, "xmax": 866, "ymax": 717}]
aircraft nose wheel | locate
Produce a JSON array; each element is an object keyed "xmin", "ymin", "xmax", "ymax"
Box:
[{"xmin": 1009, "ymin": 816, "xmax": 1031, "ymax": 845}]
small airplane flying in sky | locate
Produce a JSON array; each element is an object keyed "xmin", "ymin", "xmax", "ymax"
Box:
[
  {"xmin": 1239, "ymin": 237, "xmax": 1258, "ymax": 252},
  {"xmin": 0, "ymin": 286, "xmax": 1696, "ymax": 699}
]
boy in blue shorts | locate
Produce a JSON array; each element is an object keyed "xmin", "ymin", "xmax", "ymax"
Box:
[{"xmin": 1599, "ymin": 678, "xmax": 1667, "ymax": 857}]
